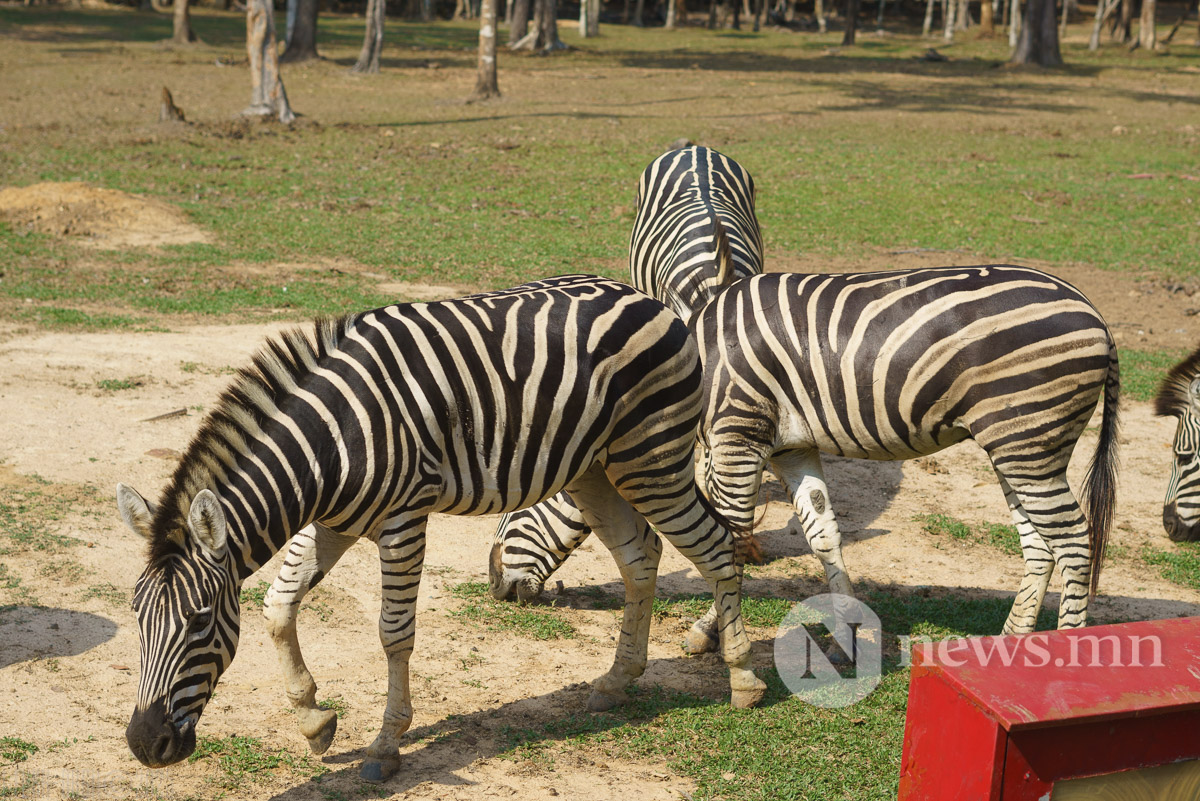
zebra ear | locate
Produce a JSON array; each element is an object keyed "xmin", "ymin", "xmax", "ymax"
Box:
[
  {"xmin": 117, "ymin": 484, "xmax": 156, "ymax": 540},
  {"xmin": 187, "ymin": 490, "xmax": 228, "ymax": 559}
]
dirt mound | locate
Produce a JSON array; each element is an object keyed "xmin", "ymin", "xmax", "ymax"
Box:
[{"xmin": 0, "ymin": 181, "xmax": 212, "ymax": 249}]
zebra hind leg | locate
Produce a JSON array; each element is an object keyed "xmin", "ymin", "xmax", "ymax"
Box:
[
  {"xmin": 996, "ymin": 473, "xmax": 1092, "ymax": 629},
  {"xmin": 564, "ymin": 466, "xmax": 663, "ymax": 712},
  {"xmin": 995, "ymin": 474, "xmax": 1055, "ymax": 635},
  {"xmin": 361, "ymin": 516, "xmax": 427, "ymax": 783},
  {"xmin": 771, "ymin": 449, "xmax": 855, "ymax": 598},
  {"xmin": 262, "ymin": 523, "xmax": 357, "ymax": 755}
]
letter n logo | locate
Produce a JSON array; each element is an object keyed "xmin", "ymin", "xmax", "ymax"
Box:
[{"xmin": 774, "ymin": 594, "xmax": 882, "ymax": 708}]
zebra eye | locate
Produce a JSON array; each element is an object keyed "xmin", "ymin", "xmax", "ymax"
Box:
[{"xmin": 189, "ymin": 609, "xmax": 212, "ymax": 630}]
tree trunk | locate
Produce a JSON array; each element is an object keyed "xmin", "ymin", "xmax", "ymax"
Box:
[
  {"xmin": 1138, "ymin": 0, "xmax": 1157, "ymax": 48},
  {"xmin": 281, "ymin": 0, "xmax": 320, "ymax": 62},
  {"xmin": 1089, "ymin": 0, "xmax": 1118, "ymax": 47},
  {"xmin": 1114, "ymin": 0, "xmax": 1132, "ymax": 42},
  {"xmin": 842, "ymin": 0, "xmax": 859, "ymax": 42},
  {"xmin": 815, "ymin": 0, "xmax": 827, "ymax": 31},
  {"xmin": 942, "ymin": 0, "xmax": 955, "ymax": 38},
  {"xmin": 352, "ymin": 0, "xmax": 385, "ymax": 73},
  {"xmin": 1008, "ymin": 0, "xmax": 1020, "ymax": 43},
  {"xmin": 1011, "ymin": 0, "xmax": 1061, "ymax": 64},
  {"xmin": 581, "ymin": 0, "xmax": 600, "ymax": 33},
  {"xmin": 470, "ymin": 0, "xmax": 500, "ymax": 100},
  {"xmin": 537, "ymin": 0, "xmax": 565, "ymax": 48},
  {"xmin": 509, "ymin": 0, "xmax": 530, "ymax": 42},
  {"xmin": 980, "ymin": 0, "xmax": 995, "ymax": 35},
  {"xmin": 956, "ymin": 0, "xmax": 969, "ymax": 29},
  {"xmin": 172, "ymin": 0, "xmax": 198, "ymax": 43},
  {"xmin": 876, "ymin": 0, "xmax": 885, "ymax": 25},
  {"xmin": 244, "ymin": 0, "xmax": 296, "ymax": 122},
  {"xmin": 923, "ymin": 0, "xmax": 935, "ymax": 35},
  {"xmin": 633, "ymin": 0, "xmax": 645, "ymax": 25},
  {"xmin": 666, "ymin": 0, "xmax": 678, "ymax": 27}
]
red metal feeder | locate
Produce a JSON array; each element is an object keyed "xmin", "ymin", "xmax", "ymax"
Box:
[{"xmin": 898, "ymin": 616, "xmax": 1200, "ymax": 799}]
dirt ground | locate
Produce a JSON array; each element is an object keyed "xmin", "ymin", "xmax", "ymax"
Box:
[{"xmin": 0, "ymin": 184, "xmax": 1198, "ymax": 800}]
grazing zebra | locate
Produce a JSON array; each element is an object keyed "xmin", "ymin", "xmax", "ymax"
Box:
[
  {"xmin": 117, "ymin": 275, "xmax": 766, "ymax": 784},
  {"xmin": 490, "ymin": 145, "xmax": 765, "ymax": 602},
  {"xmin": 1155, "ymin": 345, "xmax": 1200, "ymax": 542},
  {"xmin": 493, "ymin": 267, "xmax": 1121, "ymax": 644}
]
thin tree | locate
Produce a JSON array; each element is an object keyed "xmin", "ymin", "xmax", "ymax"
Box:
[
  {"xmin": 1011, "ymin": 0, "xmax": 1061, "ymax": 65},
  {"xmin": 470, "ymin": 0, "xmax": 500, "ymax": 100},
  {"xmin": 1136, "ymin": 0, "xmax": 1157, "ymax": 49},
  {"xmin": 980, "ymin": 0, "xmax": 995, "ymax": 35},
  {"xmin": 281, "ymin": 0, "xmax": 320, "ymax": 62},
  {"xmin": 243, "ymin": 0, "xmax": 295, "ymax": 122},
  {"xmin": 580, "ymin": 0, "xmax": 600, "ymax": 36},
  {"xmin": 509, "ymin": 0, "xmax": 531, "ymax": 43},
  {"xmin": 152, "ymin": 0, "xmax": 199, "ymax": 44},
  {"xmin": 353, "ymin": 0, "xmax": 386, "ymax": 73},
  {"xmin": 843, "ymin": 0, "xmax": 861, "ymax": 43}
]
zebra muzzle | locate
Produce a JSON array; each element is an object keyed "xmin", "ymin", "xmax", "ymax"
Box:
[{"xmin": 126, "ymin": 699, "xmax": 197, "ymax": 767}]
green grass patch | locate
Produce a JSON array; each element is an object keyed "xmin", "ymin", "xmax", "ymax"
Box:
[
  {"xmin": 917, "ymin": 513, "xmax": 1021, "ymax": 556},
  {"xmin": 1122, "ymin": 348, "xmax": 1190, "ymax": 403},
  {"xmin": 0, "ymin": 737, "xmax": 38, "ymax": 766},
  {"xmin": 493, "ymin": 590, "xmax": 1051, "ymax": 801},
  {"xmin": 80, "ymin": 582, "xmax": 127, "ymax": 606},
  {"xmin": 450, "ymin": 580, "xmax": 576, "ymax": 640},
  {"xmin": 187, "ymin": 735, "xmax": 326, "ymax": 788},
  {"xmin": 239, "ymin": 579, "xmax": 271, "ymax": 607},
  {"xmin": 1141, "ymin": 541, "xmax": 1200, "ymax": 592},
  {"xmin": 0, "ymin": 474, "xmax": 88, "ymax": 556},
  {"xmin": 12, "ymin": 306, "xmax": 155, "ymax": 331},
  {"xmin": 95, "ymin": 377, "xmax": 143, "ymax": 392}
]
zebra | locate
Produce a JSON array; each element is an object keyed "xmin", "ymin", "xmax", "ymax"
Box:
[
  {"xmin": 116, "ymin": 275, "xmax": 766, "ymax": 784},
  {"xmin": 492, "ymin": 267, "xmax": 1121, "ymax": 645},
  {"xmin": 1155, "ymin": 344, "xmax": 1200, "ymax": 542},
  {"xmin": 490, "ymin": 144, "xmax": 765, "ymax": 603}
]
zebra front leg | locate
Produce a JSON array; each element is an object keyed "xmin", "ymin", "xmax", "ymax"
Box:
[
  {"xmin": 565, "ymin": 467, "xmax": 663, "ymax": 712},
  {"xmin": 361, "ymin": 517, "xmax": 427, "ymax": 783},
  {"xmin": 771, "ymin": 449, "xmax": 855, "ymax": 598},
  {"xmin": 995, "ymin": 474, "xmax": 1054, "ymax": 635},
  {"xmin": 1000, "ymin": 474, "xmax": 1093, "ymax": 629},
  {"xmin": 263, "ymin": 523, "xmax": 357, "ymax": 755}
]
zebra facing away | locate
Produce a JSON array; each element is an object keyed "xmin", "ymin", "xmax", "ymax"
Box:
[
  {"xmin": 489, "ymin": 145, "xmax": 766, "ymax": 603},
  {"xmin": 1155, "ymin": 345, "xmax": 1200, "ymax": 542},
  {"xmin": 492, "ymin": 267, "xmax": 1121, "ymax": 643},
  {"xmin": 116, "ymin": 275, "xmax": 766, "ymax": 783}
]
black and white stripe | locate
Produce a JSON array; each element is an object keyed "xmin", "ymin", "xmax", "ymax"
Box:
[
  {"xmin": 1155, "ymin": 345, "xmax": 1200, "ymax": 542},
  {"xmin": 118, "ymin": 275, "xmax": 765, "ymax": 781},
  {"xmin": 494, "ymin": 266, "xmax": 1121, "ymax": 640},
  {"xmin": 490, "ymin": 146, "xmax": 765, "ymax": 603}
]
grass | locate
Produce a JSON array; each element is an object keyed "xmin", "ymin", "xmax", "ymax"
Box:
[
  {"xmin": 450, "ymin": 580, "xmax": 577, "ymax": 640},
  {"xmin": 0, "ymin": 737, "xmax": 38, "ymax": 766},
  {"xmin": 95, "ymin": 377, "xmax": 143, "ymax": 392},
  {"xmin": 239, "ymin": 579, "xmax": 271, "ymax": 607},
  {"xmin": 494, "ymin": 590, "xmax": 1053, "ymax": 801},
  {"xmin": 2, "ymin": 8, "xmax": 1200, "ymax": 329},
  {"xmin": 0, "ymin": 474, "xmax": 87, "ymax": 556},
  {"xmin": 1140, "ymin": 540, "xmax": 1200, "ymax": 592},
  {"xmin": 1121, "ymin": 348, "xmax": 1190, "ymax": 403},
  {"xmin": 187, "ymin": 734, "xmax": 327, "ymax": 788},
  {"xmin": 917, "ymin": 513, "xmax": 1021, "ymax": 556},
  {"xmin": 80, "ymin": 582, "xmax": 128, "ymax": 606}
]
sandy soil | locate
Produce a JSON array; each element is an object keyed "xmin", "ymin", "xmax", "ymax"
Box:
[{"xmin": 1, "ymin": 249, "xmax": 1199, "ymax": 800}]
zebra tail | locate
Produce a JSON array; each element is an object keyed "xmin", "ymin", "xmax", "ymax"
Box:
[
  {"xmin": 1082, "ymin": 342, "xmax": 1121, "ymax": 597},
  {"xmin": 712, "ymin": 215, "xmax": 735, "ymax": 290}
]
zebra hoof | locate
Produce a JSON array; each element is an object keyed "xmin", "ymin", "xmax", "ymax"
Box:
[
  {"xmin": 305, "ymin": 710, "xmax": 337, "ymax": 755},
  {"xmin": 360, "ymin": 757, "xmax": 400, "ymax": 783},
  {"xmin": 731, "ymin": 684, "xmax": 766, "ymax": 709},
  {"xmin": 682, "ymin": 626, "xmax": 719, "ymax": 656},
  {"xmin": 586, "ymin": 688, "xmax": 626, "ymax": 712}
]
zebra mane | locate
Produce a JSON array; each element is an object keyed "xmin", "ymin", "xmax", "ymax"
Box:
[
  {"xmin": 1154, "ymin": 343, "xmax": 1200, "ymax": 418},
  {"xmin": 145, "ymin": 314, "xmax": 359, "ymax": 566}
]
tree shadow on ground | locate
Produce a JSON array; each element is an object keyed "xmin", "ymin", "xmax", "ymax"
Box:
[{"xmin": 0, "ymin": 606, "xmax": 119, "ymax": 669}]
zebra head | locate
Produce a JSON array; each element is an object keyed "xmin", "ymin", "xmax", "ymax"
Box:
[
  {"xmin": 117, "ymin": 484, "xmax": 241, "ymax": 767},
  {"xmin": 1155, "ymin": 348, "xmax": 1200, "ymax": 542},
  {"xmin": 488, "ymin": 498, "xmax": 590, "ymax": 601}
]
